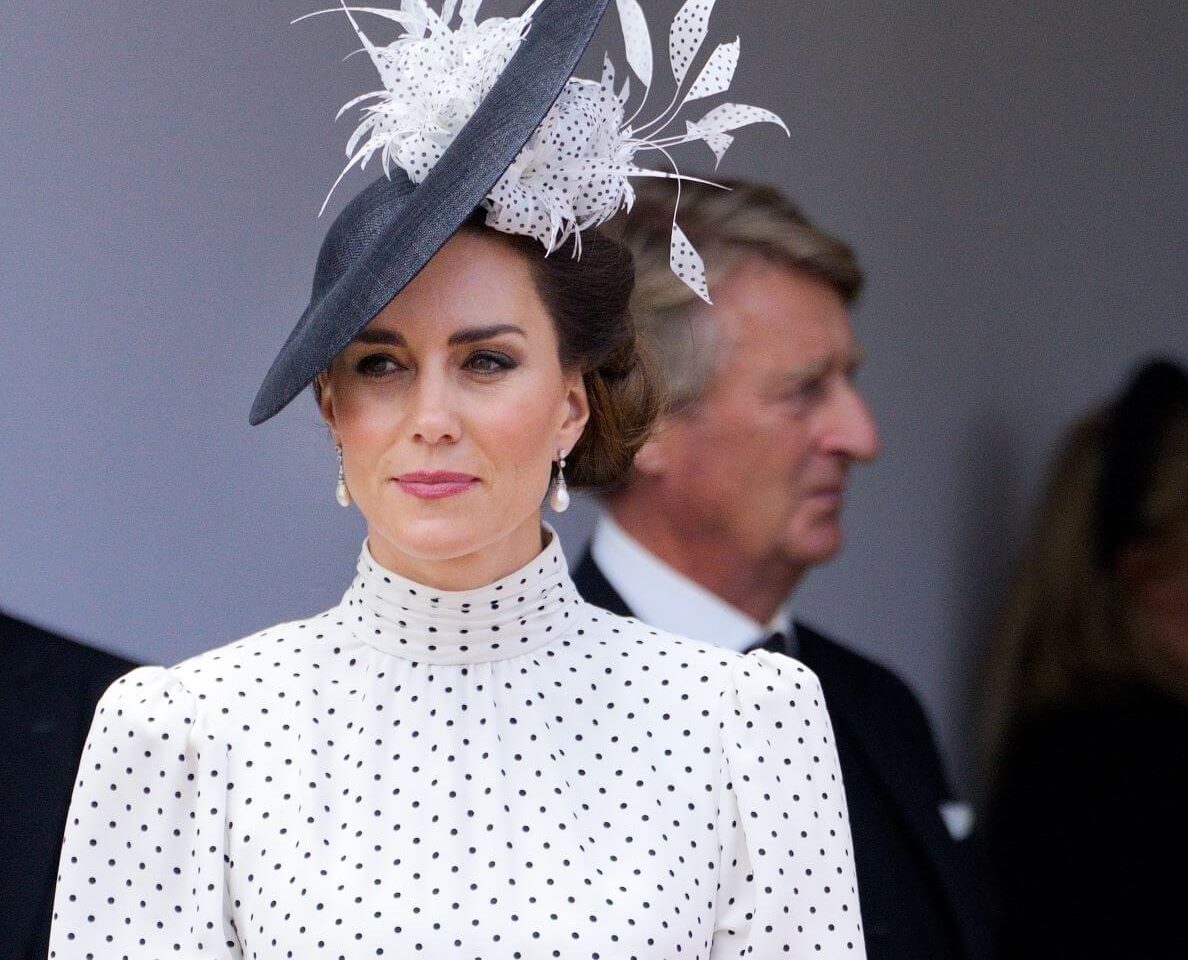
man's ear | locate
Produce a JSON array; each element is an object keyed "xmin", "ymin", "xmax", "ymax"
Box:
[{"xmin": 632, "ymin": 419, "xmax": 672, "ymax": 478}]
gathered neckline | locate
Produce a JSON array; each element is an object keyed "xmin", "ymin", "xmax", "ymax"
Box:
[{"xmin": 340, "ymin": 526, "xmax": 582, "ymax": 664}]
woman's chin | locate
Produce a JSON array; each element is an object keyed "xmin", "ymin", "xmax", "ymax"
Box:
[
  {"xmin": 363, "ymin": 498, "xmax": 547, "ymax": 584},
  {"xmin": 371, "ymin": 517, "xmax": 487, "ymax": 565}
]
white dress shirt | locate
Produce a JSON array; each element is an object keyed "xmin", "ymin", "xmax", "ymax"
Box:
[{"xmin": 590, "ymin": 514, "xmax": 796, "ymax": 655}]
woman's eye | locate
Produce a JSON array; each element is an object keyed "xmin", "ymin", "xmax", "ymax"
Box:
[
  {"xmin": 355, "ymin": 354, "xmax": 401, "ymax": 377},
  {"xmin": 466, "ymin": 351, "xmax": 516, "ymax": 374}
]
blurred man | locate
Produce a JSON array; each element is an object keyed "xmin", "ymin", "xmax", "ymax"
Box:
[
  {"xmin": 575, "ymin": 179, "xmax": 994, "ymax": 960},
  {"xmin": 0, "ymin": 610, "xmax": 135, "ymax": 959}
]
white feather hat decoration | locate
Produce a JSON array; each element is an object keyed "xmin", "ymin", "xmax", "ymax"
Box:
[{"xmin": 303, "ymin": 0, "xmax": 789, "ymax": 302}]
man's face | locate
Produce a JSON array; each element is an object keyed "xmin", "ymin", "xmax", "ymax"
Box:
[{"xmin": 649, "ymin": 258, "xmax": 880, "ymax": 573}]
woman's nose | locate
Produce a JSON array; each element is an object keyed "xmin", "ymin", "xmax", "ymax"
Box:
[{"xmin": 408, "ymin": 369, "xmax": 462, "ymax": 445}]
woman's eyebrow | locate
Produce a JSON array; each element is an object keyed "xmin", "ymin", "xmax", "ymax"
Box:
[
  {"xmin": 351, "ymin": 324, "xmax": 526, "ymax": 347},
  {"xmin": 448, "ymin": 323, "xmax": 526, "ymax": 346},
  {"xmin": 353, "ymin": 328, "xmax": 403, "ymax": 346}
]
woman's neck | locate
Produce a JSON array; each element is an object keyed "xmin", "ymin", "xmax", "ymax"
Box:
[{"xmin": 366, "ymin": 513, "xmax": 548, "ymax": 591}]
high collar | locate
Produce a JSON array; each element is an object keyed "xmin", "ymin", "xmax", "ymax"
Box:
[{"xmin": 341, "ymin": 526, "xmax": 582, "ymax": 664}]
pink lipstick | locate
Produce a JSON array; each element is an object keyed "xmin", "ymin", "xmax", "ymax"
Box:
[{"xmin": 395, "ymin": 471, "xmax": 479, "ymax": 500}]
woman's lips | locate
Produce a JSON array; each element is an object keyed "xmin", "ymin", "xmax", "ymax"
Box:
[{"xmin": 394, "ymin": 471, "xmax": 479, "ymax": 500}]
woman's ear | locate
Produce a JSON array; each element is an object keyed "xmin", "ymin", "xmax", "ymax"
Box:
[
  {"xmin": 558, "ymin": 370, "xmax": 590, "ymax": 454},
  {"xmin": 315, "ymin": 372, "xmax": 338, "ymax": 439}
]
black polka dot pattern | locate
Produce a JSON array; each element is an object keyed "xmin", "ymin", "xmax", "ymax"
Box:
[
  {"xmin": 49, "ymin": 531, "xmax": 865, "ymax": 958},
  {"xmin": 339, "ymin": 13, "xmax": 528, "ymax": 191}
]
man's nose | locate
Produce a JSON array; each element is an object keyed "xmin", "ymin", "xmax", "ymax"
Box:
[
  {"xmin": 409, "ymin": 369, "xmax": 462, "ymax": 445},
  {"xmin": 822, "ymin": 381, "xmax": 880, "ymax": 462}
]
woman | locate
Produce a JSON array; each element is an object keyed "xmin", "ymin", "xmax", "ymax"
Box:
[
  {"xmin": 49, "ymin": 1, "xmax": 864, "ymax": 957},
  {"xmin": 981, "ymin": 358, "xmax": 1188, "ymax": 959}
]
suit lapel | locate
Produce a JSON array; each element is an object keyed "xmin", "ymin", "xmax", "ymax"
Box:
[{"xmin": 572, "ymin": 550, "xmax": 633, "ymax": 618}]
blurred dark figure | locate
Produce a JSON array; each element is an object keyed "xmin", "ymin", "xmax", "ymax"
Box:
[
  {"xmin": 0, "ymin": 611, "xmax": 135, "ymax": 960},
  {"xmin": 982, "ymin": 358, "xmax": 1188, "ymax": 959}
]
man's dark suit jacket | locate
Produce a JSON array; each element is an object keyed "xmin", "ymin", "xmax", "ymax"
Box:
[
  {"xmin": 1, "ymin": 611, "xmax": 136, "ymax": 960},
  {"xmin": 574, "ymin": 551, "xmax": 995, "ymax": 960}
]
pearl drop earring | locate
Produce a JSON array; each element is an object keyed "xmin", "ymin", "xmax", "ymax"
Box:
[
  {"xmin": 335, "ymin": 445, "xmax": 351, "ymax": 507},
  {"xmin": 549, "ymin": 450, "xmax": 570, "ymax": 512}
]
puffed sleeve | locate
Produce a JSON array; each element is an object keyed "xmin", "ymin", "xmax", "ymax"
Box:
[
  {"xmin": 712, "ymin": 650, "xmax": 866, "ymax": 958},
  {"xmin": 48, "ymin": 666, "xmax": 240, "ymax": 959}
]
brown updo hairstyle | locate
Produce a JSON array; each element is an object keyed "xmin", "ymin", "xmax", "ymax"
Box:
[{"xmin": 461, "ymin": 211, "xmax": 662, "ymax": 491}]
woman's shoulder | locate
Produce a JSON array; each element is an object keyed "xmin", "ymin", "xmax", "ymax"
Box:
[
  {"xmin": 577, "ymin": 601, "xmax": 736, "ymax": 661},
  {"xmin": 573, "ymin": 601, "xmax": 822, "ymax": 699},
  {"xmin": 99, "ymin": 606, "xmax": 353, "ymax": 719},
  {"xmin": 176, "ymin": 608, "xmax": 346, "ymax": 677}
]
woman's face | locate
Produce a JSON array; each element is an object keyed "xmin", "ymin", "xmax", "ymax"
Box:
[{"xmin": 317, "ymin": 229, "xmax": 588, "ymax": 589}]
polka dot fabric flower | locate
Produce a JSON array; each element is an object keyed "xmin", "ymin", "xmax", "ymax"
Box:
[{"xmin": 49, "ymin": 532, "xmax": 865, "ymax": 958}]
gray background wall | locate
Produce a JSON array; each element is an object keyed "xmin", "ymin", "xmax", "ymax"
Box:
[{"xmin": 2, "ymin": 0, "xmax": 1184, "ymax": 797}]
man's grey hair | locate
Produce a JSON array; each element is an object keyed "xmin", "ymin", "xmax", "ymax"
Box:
[{"xmin": 610, "ymin": 178, "xmax": 864, "ymax": 413}]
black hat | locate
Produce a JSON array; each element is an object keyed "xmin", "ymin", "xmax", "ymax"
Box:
[{"xmin": 250, "ymin": 0, "xmax": 612, "ymax": 425}]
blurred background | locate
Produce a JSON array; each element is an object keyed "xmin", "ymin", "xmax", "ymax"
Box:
[{"xmin": 1, "ymin": 0, "xmax": 1183, "ymax": 799}]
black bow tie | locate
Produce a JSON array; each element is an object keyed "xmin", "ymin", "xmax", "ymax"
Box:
[{"xmin": 747, "ymin": 630, "xmax": 788, "ymax": 655}]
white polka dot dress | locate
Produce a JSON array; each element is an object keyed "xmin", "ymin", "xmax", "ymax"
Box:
[{"xmin": 49, "ymin": 532, "xmax": 866, "ymax": 958}]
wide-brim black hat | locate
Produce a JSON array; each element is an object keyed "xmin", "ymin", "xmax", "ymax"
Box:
[{"xmin": 250, "ymin": 0, "xmax": 612, "ymax": 425}]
